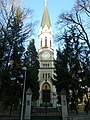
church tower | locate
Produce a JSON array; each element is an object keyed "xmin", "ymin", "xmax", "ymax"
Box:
[{"xmin": 38, "ymin": 1, "xmax": 57, "ymax": 107}]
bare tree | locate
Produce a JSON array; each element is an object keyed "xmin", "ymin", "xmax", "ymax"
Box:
[
  {"xmin": 0, "ymin": 0, "xmax": 34, "ymax": 36},
  {"xmin": 75, "ymin": 0, "xmax": 90, "ymax": 17},
  {"xmin": 55, "ymin": 1, "xmax": 90, "ymax": 111},
  {"xmin": 0, "ymin": 0, "xmax": 36, "ymax": 116},
  {"xmin": 57, "ymin": 0, "xmax": 90, "ymax": 50}
]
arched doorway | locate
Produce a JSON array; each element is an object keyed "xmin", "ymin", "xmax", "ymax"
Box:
[{"xmin": 42, "ymin": 82, "xmax": 51, "ymax": 103}]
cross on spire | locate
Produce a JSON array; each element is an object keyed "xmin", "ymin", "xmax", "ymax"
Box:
[{"xmin": 45, "ymin": 0, "xmax": 47, "ymax": 6}]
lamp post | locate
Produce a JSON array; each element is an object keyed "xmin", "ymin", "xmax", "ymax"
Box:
[{"xmin": 21, "ymin": 67, "xmax": 27, "ymax": 120}]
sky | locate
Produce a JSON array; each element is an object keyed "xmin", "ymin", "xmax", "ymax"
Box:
[{"xmin": 22, "ymin": 0, "xmax": 75, "ymax": 50}]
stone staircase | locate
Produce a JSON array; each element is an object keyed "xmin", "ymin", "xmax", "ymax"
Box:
[{"xmin": 31, "ymin": 107, "xmax": 62, "ymax": 120}]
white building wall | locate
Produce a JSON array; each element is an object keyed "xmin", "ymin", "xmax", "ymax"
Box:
[{"xmin": 39, "ymin": 26, "xmax": 53, "ymax": 50}]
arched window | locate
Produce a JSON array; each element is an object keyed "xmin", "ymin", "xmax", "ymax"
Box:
[
  {"xmin": 43, "ymin": 73, "xmax": 44, "ymax": 78},
  {"xmin": 41, "ymin": 38, "xmax": 42, "ymax": 47},
  {"xmin": 48, "ymin": 73, "xmax": 50, "ymax": 78},
  {"xmin": 50, "ymin": 39, "xmax": 51, "ymax": 47},
  {"xmin": 45, "ymin": 73, "xmax": 47, "ymax": 79},
  {"xmin": 48, "ymin": 64, "xmax": 49, "ymax": 67},
  {"xmin": 45, "ymin": 37, "xmax": 47, "ymax": 47}
]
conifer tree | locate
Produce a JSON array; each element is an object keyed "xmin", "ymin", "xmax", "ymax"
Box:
[
  {"xmin": 0, "ymin": 0, "xmax": 34, "ymax": 113},
  {"xmin": 25, "ymin": 39, "xmax": 39, "ymax": 101},
  {"xmin": 53, "ymin": 25, "xmax": 89, "ymax": 109}
]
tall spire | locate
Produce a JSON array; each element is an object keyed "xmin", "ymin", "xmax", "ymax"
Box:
[{"xmin": 41, "ymin": 0, "xmax": 51, "ymax": 28}]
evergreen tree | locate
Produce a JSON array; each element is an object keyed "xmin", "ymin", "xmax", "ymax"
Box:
[
  {"xmin": 0, "ymin": 1, "xmax": 34, "ymax": 113},
  {"xmin": 25, "ymin": 39, "xmax": 39, "ymax": 101},
  {"xmin": 53, "ymin": 25, "xmax": 89, "ymax": 108}
]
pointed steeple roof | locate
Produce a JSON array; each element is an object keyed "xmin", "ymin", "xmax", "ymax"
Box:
[{"xmin": 41, "ymin": 2, "xmax": 51, "ymax": 28}]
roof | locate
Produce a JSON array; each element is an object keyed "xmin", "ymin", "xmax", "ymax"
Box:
[{"xmin": 41, "ymin": 5, "xmax": 51, "ymax": 28}]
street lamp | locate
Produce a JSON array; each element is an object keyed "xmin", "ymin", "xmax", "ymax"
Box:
[{"xmin": 21, "ymin": 67, "xmax": 27, "ymax": 120}]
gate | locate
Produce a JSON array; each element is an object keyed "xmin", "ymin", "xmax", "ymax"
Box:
[{"xmin": 31, "ymin": 105, "xmax": 62, "ymax": 120}]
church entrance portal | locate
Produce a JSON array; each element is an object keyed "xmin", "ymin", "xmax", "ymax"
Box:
[
  {"xmin": 42, "ymin": 82, "xmax": 51, "ymax": 103},
  {"xmin": 43, "ymin": 90, "xmax": 50, "ymax": 102}
]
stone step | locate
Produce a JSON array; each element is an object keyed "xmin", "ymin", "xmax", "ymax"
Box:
[
  {"xmin": 31, "ymin": 116, "xmax": 62, "ymax": 120},
  {"xmin": 31, "ymin": 112, "xmax": 61, "ymax": 116},
  {"xmin": 34, "ymin": 107, "xmax": 60, "ymax": 113},
  {"xmin": 31, "ymin": 107, "xmax": 61, "ymax": 117}
]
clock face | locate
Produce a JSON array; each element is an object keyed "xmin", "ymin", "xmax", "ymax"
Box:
[{"xmin": 42, "ymin": 51, "xmax": 50, "ymax": 59}]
